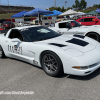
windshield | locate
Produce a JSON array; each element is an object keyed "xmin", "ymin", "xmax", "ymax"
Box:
[
  {"xmin": 20, "ymin": 26, "xmax": 61, "ymax": 42},
  {"xmin": 97, "ymin": 17, "xmax": 100, "ymax": 20},
  {"xmin": 68, "ymin": 21, "xmax": 82, "ymax": 27}
]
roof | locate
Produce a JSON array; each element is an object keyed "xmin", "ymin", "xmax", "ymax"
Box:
[
  {"xmin": 56, "ymin": 20, "xmax": 74, "ymax": 24},
  {"xmin": 86, "ymin": 10, "xmax": 99, "ymax": 15},
  {"xmin": 11, "ymin": 11, "xmax": 28, "ymax": 18},
  {"xmin": 12, "ymin": 25, "xmax": 41, "ymax": 30},
  {"xmin": 76, "ymin": 16, "xmax": 100, "ymax": 20}
]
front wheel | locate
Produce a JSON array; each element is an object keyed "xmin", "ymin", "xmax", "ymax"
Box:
[
  {"xmin": 41, "ymin": 51, "xmax": 63, "ymax": 77},
  {"xmin": 0, "ymin": 46, "xmax": 5, "ymax": 58},
  {"xmin": 86, "ymin": 33, "xmax": 100, "ymax": 42}
]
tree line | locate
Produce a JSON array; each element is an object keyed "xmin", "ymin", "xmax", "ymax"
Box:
[{"xmin": 49, "ymin": 0, "xmax": 87, "ymax": 12}]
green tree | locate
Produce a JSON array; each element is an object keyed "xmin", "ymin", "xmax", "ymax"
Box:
[
  {"xmin": 49, "ymin": 7, "xmax": 55, "ymax": 11},
  {"xmin": 93, "ymin": 4, "xmax": 100, "ymax": 8},
  {"xmin": 67, "ymin": 7, "xmax": 72, "ymax": 10},
  {"xmin": 80, "ymin": 0, "xmax": 87, "ymax": 9},
  {"xmin": 72, "ymin": 4, "xmax": 76, "ymax": 8},
  {"xmin": 57, "ymin": 7, "xmax": 61, "ymax": 11},
  {"xmin": 75, "ymin": 0, "xmax": 80, "ymax": 8},
  {"xmin": 61, "ymin": 6, "xmax": 66, "ymax": 12}
]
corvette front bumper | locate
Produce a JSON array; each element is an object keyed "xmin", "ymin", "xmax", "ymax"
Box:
[{"xmin": 62, "ymin": 43, "xmax": 100, "ymax": 76}]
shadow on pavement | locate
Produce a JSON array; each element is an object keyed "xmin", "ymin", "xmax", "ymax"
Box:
[
  {"xmin": 67, "ymin": 67, "xmax": 100, "ymax": 80},
  {"xmin": 9, "ymin": 58, "xmax": 100, "ymax": 80},
  {"xmin": 10, "ymin": 58, "xmax": 43, "ymax": 70}
]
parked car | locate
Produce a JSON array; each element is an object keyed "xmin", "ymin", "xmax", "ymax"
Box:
[
  {"xmin": 0, "ymin": 26, "xmax": 100, "ymax": 77},
  {"xmin": 76, "ymin": 16, "xmax": 100, "ymax": 26},
  {"xmin": 49, "ymin": 20, "xmax": 100, "ymax": 42},
  {"xmin": 1, "ymin": 21, "xmax": 15, "ymax": 30}
]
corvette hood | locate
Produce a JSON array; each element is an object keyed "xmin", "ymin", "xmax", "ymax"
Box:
[{"xmin": 34, "ymin": 34, "xmax": 98, "ymax": 53}]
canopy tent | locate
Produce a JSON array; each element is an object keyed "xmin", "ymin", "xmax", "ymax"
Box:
[
  {"xmin": 70, "ymin": 12, "xmax": 85, "ymax": 18},
  {"xmin": 44, "ymin": 10, "xmax": 62, "ymax": 17},
  {"xmin": 24, "ymin": 8, "xmax": 53, "ymax": 24},
  {"xmin": 77, "ymin": 11, "xmax": 86, "ymax": 15},
  {"xmin": 96, "ymin": 8, "xmax": 100, "ymax": 12},
  {"xmin": 24, "ymin": 8, "xmax": 53, "ymax": 16},
  {"xmin": 11, "ymin": 11, "xmax": 28, "ymax": 18},
  {"xmin": 86, "ymin": 10, "xmax": 99, "ymax": 15},
  {"xmin": 59, "ymin": 9, "xmax": 79, "ymax": 16}
]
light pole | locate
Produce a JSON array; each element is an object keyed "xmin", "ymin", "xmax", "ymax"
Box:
[
  {"xmin": 65, "ymin": 1, "xmax": 68, "ymax": 9},
  {"xmin": 7, "ymin": 0, "xmax": 9, "ymax": 5},
  {"xmin": 7, "ymin": 0, "xmax": 9, "ymax": 14}
]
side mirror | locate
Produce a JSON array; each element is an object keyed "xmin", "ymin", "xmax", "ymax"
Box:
[{"xmin": 11, "ymin": 38, "xmax": 21, "ymax": 42}]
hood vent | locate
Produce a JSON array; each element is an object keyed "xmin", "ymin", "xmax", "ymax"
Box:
[
  {"xmin": 66, "ymin": 38, "xmax": 89, "ymax": 47},
  {"xmin": 49, "ymin": 43, "xmax": 66, "ymax": 47},
  {"xmin": 73, "ymin": 35, "xmax": 85, "ymax": 39}
]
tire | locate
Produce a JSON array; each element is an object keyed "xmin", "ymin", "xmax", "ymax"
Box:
[
  {"xmin": 86, "ymin": 32, "xmax": 100, "ymax": 42},
  {"xmin": 0, "ymin": 46, "xmax": 5, "ymax": 58},
  {"xmin": 41, "ymin": 51, "xmax": 63, "ymax": 77}
]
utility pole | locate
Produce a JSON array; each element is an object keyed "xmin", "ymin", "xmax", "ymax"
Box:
[{"xmin": 65, "ymin": 1, "xmax": 68, "ymax": 9}]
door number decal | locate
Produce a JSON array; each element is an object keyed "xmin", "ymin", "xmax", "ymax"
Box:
[{"xmin": 8, "ymin": 45, "xmax": 22, "ymax": 55}]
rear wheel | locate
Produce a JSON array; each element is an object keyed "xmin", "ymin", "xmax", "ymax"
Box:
[
  {"xmin": 86, "ymin": 33, "xmax": 100, "ymax": 42},
  {"xmin": 0, "ymin": 46, "xmax": 5, "ymax": 58},
  {"xmin": 41, "ymin": 51, "xmax": 63, "ymax": 77}
]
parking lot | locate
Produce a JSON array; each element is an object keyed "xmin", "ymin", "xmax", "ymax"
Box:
[{"xmin": 0, "ymin": 58, "xmax": 100, "ymax": 100}]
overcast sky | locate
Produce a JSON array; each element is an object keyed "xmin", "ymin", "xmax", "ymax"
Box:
[{"xmin": 1, "ymin": 0, "xmax": 100, "ymax": 9}]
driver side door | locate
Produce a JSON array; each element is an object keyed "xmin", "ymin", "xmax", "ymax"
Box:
[
  {"xmin": 6, "ymin": 29, "xmax": 29, "ymax": 62},
  {"xmin": 58, "ymin": 22, "xmax": 74, "ymax": 35}
]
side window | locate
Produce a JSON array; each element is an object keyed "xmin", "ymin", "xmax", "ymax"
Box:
[
  {"xmin": 9, "ymin": 30, "xmax": 23, "ymax": 41},
  {"xmin": 79, "ymin": 19, "xmax": 84, "ymax": 22},
  {"xmin": 59, "ymin": 23, "xmax": 66, "ymax": 28},
  {"xmin": 84, "ymin": 18, "xmax": 94, "ymax": 22}
]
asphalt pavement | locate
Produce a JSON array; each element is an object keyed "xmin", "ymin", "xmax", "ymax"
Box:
[{"xmin": 0, "ymin": 58, "xmax": 100, "ymax": 100}]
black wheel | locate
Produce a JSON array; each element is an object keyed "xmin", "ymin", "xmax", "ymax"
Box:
[
  {"xmin": 0, "ymin": 46, "xmax": 5, "ymax": 58},
  {"xmin": 41, "ymin": 51, "xmax": 63, "ymax": 77},
  {"xmin": 86, "ymin": 33, "xmax": 100, "ymax": 42}
]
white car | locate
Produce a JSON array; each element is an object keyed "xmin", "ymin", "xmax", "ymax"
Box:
[
  {"xmin": 49, "ymin": 20, "xmax": 100, "ymax": 42},
  {"xmin": 0, "ymin": 25, "xmax": 100, "ymax": 77}
]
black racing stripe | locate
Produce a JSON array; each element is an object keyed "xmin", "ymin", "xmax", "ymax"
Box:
[
  {"xmin": 49, "ymin": 43, "xmax": 66, "ymax": 47},
  {"xmin": 73, "ymin": 35, "xmax": 85, "ymax": 39},
  {"xmin": 66, "ymin": 38, "xmax": 89, "ymax": 46}
]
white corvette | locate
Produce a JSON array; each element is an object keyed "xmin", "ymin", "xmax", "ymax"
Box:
[
  {"xmin": 0, "ymin": 25, "xmax": 100, "ymax": 77},
  {"xmin": 49, "ymin": 20, "xmax": 100, "ymax": 42}
]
